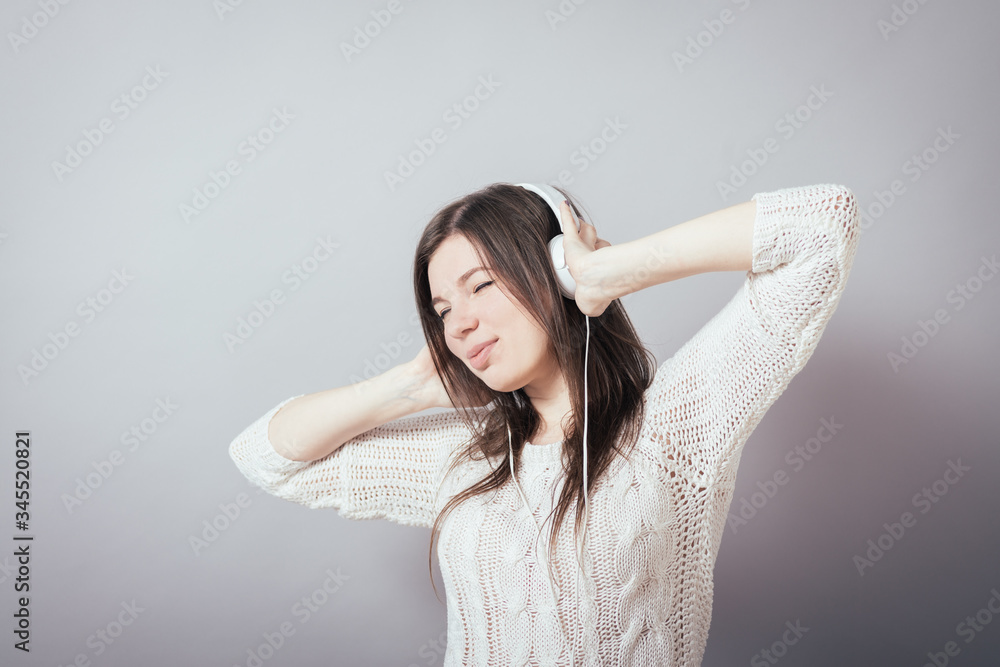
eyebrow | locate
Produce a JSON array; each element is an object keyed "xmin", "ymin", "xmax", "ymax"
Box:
[{"xmin": 431, "ymin": 266, "xmax": 487, "ymax": 306}]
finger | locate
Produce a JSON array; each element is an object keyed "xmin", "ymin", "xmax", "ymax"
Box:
[
  {"xmin": 560, "ymin": 200, "xmax": 579, "ymax": 236},
  {"xmin": 578, "ymin": 219, "xmax": 598, "ymax": 245}
]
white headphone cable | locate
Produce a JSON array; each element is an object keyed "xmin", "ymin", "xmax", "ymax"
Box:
[{"xmin": 507, "ymin": 313, "xmax": 590, "ymax": 667}]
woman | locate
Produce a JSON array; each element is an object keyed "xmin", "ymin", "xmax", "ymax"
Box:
[{"xmin": 229, "ymin": 182, "xmax": 861, "ymax": 666}]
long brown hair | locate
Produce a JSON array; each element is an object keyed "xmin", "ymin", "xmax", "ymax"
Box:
[{"xmin": 412, "ymin": 182, "xmax": 656, "ymax": 602}]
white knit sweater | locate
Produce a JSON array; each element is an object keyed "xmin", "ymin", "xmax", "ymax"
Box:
[{"xmin": 228, "ymin": 183, "xmax": 860, "ymax": 666}]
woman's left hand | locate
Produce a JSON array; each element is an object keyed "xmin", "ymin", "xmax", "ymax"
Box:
[{"xmin": 559, "ymin": 200, "xmax": 615, "ymax": 317}]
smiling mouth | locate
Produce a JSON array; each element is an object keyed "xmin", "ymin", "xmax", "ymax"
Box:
[{"xmin": 469, "ymin": 340, "xmax": 497, "ymax": 369}]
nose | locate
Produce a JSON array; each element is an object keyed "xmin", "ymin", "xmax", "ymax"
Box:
[{"xmin": 444, "ymin": 302, "xmax": 480, "ymax": 339}]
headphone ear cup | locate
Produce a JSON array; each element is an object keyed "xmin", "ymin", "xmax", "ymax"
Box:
[
  {"xmin": 516, "ymin": 182, "xmax": 578, "ymax": 300},
  {"xmin": 548, "ymin": 234, "xmax": 576, "ymax": 299}
]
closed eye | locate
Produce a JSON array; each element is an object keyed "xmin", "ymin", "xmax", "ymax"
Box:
[{"xmin": 437, "ymin": 281, "xmax": 493, "ymax": 320}]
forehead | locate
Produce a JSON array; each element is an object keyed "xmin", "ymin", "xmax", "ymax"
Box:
[{"xmin": 428, "ymin": 235, "xmax": 487, "ymax": 295}]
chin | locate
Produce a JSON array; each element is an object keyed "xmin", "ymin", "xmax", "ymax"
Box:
[
  {"xmin": 475, "ymin": 369, "xmax": 503, "ymax": 390},
  {"xmin": 487, "ymin": 375, "xmax": 524, "ymax": 395}
]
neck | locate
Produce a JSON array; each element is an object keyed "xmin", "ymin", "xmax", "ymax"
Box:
[{"xmin": 524, "ymin": 367, "xmax": 572, "ymax": 445}]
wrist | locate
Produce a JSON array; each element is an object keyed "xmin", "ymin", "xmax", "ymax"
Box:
[
  {"xmin": 588, "ymin": 242, "xmax": 642, "ymax": 302},
  {"xmin": 386, "ymin": 361, "xmax": 436, "ymax": 413}
]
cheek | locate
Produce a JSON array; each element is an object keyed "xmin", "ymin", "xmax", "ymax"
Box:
[{"xmin": 492, "ymin": 287, "xmax": 530, "ymax": 325}]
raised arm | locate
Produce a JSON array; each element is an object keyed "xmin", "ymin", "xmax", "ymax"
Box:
[
  {"xmin": 598, "ymin": 184, "xmax": 861, "ymax": 487},
  {"xmin": 592, "ymin": 197, "xmax": 757, "ymax": 295},
  {"xmin": 228, "ymin": 352, "xmax": 481, "ymax": 529},
  {"xmin": 266, "ymin": 361, "xmax": 434, "ymax": 462}
]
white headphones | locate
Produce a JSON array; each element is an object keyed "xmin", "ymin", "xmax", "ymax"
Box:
[
  {"xmin": 510, "ymin": 182, "xmax": 592, "ymax": 665},
  {"xmin": 515, "ymin": 182, "xmax": 580, "ymax": 299}
]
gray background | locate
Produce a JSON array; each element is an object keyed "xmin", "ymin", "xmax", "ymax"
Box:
[{"xmin": 2, "ymin": 0, "xmax": 998, "ymax": 665}]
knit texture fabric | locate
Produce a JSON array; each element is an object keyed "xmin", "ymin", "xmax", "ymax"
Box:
[{"xmin": 228, "ymin": 183, "xmax": 861, "ymax": 666}]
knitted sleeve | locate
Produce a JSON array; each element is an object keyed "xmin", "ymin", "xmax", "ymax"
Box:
[
  {"xmin": 641, "ymin": 183, "xmax": 861, "ymax": 488},
  {"xmin": 227, "ymin": 395, "xmax": 477, "ymax": 529}
]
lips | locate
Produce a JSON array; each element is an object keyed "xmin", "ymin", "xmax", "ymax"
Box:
[
  {"xmin": 467, "ymin": 338, "xmax": 498, "ymax": 360},
  {"xmin": 469, "ymin": 340, "xmax": 497, "ymax": 370}
]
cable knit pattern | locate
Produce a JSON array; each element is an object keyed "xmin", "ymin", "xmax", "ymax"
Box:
[{"xmin": 228, "ymin": 183, "xmax": 861, "ymax": 666}]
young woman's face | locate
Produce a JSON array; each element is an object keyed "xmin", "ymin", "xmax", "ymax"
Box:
[{"xmin": 428, "ymin": 234, "xmax": 555, "ymax": 393}]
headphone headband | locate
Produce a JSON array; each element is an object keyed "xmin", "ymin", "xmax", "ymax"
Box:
[{"xmin": 514, "ymin": 182, "xmax": 565, "ymax": 221}]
